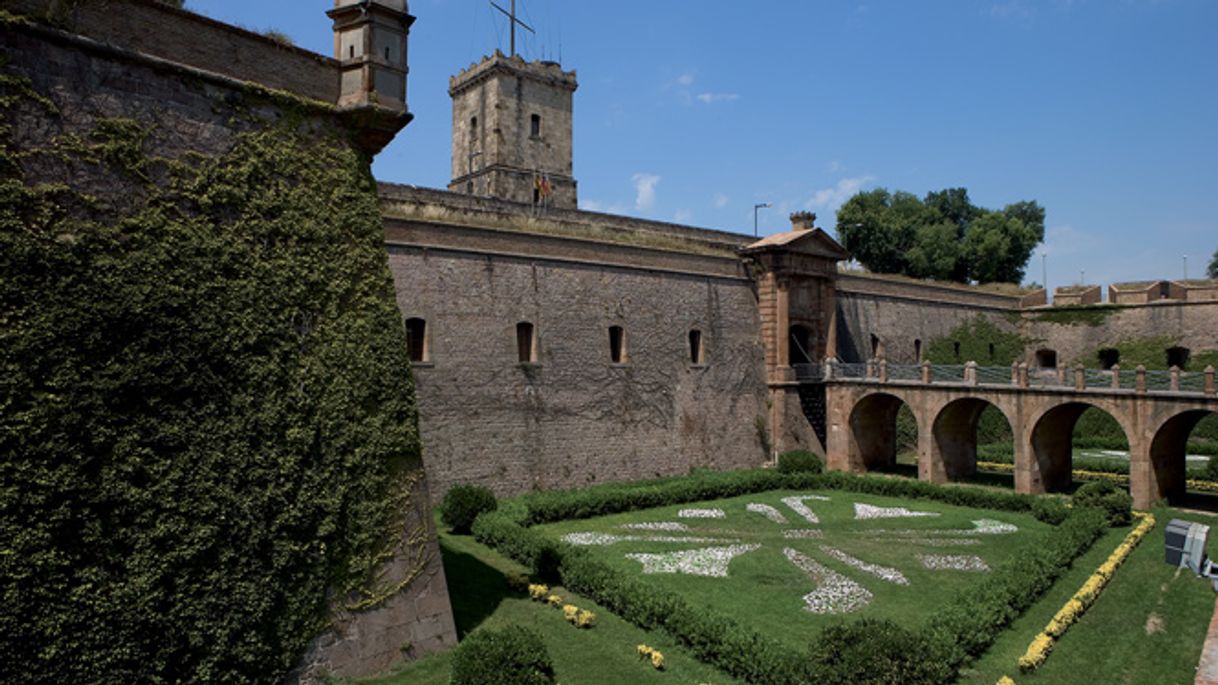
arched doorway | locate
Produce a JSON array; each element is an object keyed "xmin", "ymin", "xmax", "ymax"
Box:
[
  {"xmin": 931, "ymin": 398, "xmax": 1014, "ymax": 483},
  {"xmin": 1150, "ymin": 410, "xmax": 1218, "ymax": 505},
  {"xmin": 1029, "ymin": 402, "xmax": 1132, "ymax": 494},
  {"xmin": 789, "ymin": 324, "xmax": 815, "ymax": 366},
  {"xmin": 848, "ymin": 393, "xmax": 918, "ymax": 473}
]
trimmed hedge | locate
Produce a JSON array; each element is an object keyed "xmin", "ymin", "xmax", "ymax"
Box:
[
  {"xmin": 777, "ymin": 449, "xmax": 824, "ymax": 474},
  {"xmin": 515, "ymin": 469, "xmax": 1037, "ymax": 527},
  {"xmin": 441, "ymin": 484, "xmax": 498, "ymax": 534},
  {"xmin": 473, "ymin": 469, "xmax": 1096, "ymax": 685},
  {"xmin": 1072, "ymin": 480, "xmax": 1133, "ymax": 527},
  {"xmin": 926, "ymin": 507, "xmax": 1107, "ymax": 669},
  {"xmin": 450, "ymin": 625, "xmax": 556, "ymax": 685}
]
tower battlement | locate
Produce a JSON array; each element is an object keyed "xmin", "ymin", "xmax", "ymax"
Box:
[{"xmin": 449, "ymin": 51, "xmax": 577, "ymax": 96}]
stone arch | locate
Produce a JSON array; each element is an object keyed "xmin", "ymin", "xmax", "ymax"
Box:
[
  {"xmin": 1148, "ymin": 409, "xmax": 1216, "ymax": 504},
  {"xmin": 929, "ymin": 397, "xmax": 1015, "ymax": 483},
  {"xmin": 847, "ymin": 391, "xmax": 918, "ymax": 473},
  {"xmin": 1028, "ymin": 401, "xmax": 1133, "ymax": 494}
]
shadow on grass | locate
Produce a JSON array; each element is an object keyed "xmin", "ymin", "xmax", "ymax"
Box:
[
  {"xmin": 439, "ymin": 537, "xmax": 513, "ymax": 639},
  {"xmin": 1174, "ymin": 489, "xmax": 1218, "ymax": 514}
]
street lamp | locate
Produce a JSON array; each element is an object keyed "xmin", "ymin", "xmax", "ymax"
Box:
[{"xmin": 753, "ymin": 203, "xmax": 771, "ymax": 237}]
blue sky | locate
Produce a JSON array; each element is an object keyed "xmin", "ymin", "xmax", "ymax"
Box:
[{"xmin": 188, "ymin": 1, "xmax": 1217, "ymax": 288}]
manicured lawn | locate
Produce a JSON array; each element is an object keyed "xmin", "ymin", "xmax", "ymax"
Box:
[
  {"xmin": 534, "ymin": 488, "xmax": 1055, "ymax": 648},
  {"xmin": 962, "ymin": 507, "xmax": 1216, "ymax": 685},
  {"xmin": 353, "ymin": 519, "xmax": 742, "ymax": 685}
]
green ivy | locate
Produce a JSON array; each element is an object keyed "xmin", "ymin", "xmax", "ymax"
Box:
[
  {"xmin": 925, "ymin": 315, "xmax": 1026, "ymax": 366},
  {"xmin": 1, "ymin": 62, "xmax": 422, "ymax": 684}
]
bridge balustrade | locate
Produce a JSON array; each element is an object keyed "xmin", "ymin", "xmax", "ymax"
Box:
[{"xmin": 815, "ymin": 358, "xmax": 1216, "ymax": 398}]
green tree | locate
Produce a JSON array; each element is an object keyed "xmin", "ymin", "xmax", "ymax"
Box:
[
  {"xmin": 835, "ymin": 187, "xmax": 1043, "ymax": 285},
  {"xmin": 1208, "ymin": 248, "xmax": 1218, "ymax": 279}
]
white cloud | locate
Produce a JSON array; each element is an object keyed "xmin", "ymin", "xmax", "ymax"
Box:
[
  {"xmin": 827, "ymin": 160, "xmax": 843, "ymax": 173},
  {"xmin": 696, "ymin": 92, "xmax": 739, "ymax": 104},
  {"xmin": 581, "ymin": 199, "xmax": 627, "ymax": 215},
  {"xmin": 632, "ymin": 173, "xmax": 661, "ymax": 211},
  {"xmin": 674, "ymin": 209, "xmax": 693, "ymax": 223},
  {"xmin": 713, "ymin": 193, "xmax": 729, "ymax": 209},
  {"xmin": 807, "ymin": 176, "xmax": 875, "ymax": 212},
  {"xmin": 991, "ymin": 0, "xmax": 1034, "ymax": 18},
  {"xmin": 675, "ymin": 72, "xmax": 695, "ymax": 87}
]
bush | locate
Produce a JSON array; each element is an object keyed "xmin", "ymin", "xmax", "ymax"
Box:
[
  {"xmin": 442, "ymin": 484, "xmax": 498, "ymax": 534},
  {"xmin": 1031, "ymin": 497, "xmax": 1069, "ymax": 525},
  {"xmin": 809, "ymin": 618, "xmax": 951, "ymax": 685},
  {"xmin": 1205, "ymin": 455, "xmax": 1218, "ymax": 481},
  {"xmin": 777, "ymin": 449, "xmax": 824, "ymax": 474},
  {"xmin": 1072, "ymin": 480, "xmax": 1133, "ymax": 526},
  {"xmin": 450, "ymin": 626, "xmax": 556, "ymax": 685}
]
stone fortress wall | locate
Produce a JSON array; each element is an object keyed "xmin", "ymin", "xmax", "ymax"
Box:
[
  {"xmin": 1, "ymin": 1, "xmax": 455, "ymax": 681},
  {"xmin": 381, "ymin": 184, "xmax": 769, "ymax": 497}
]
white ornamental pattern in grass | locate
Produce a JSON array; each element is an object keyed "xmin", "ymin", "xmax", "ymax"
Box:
[
  {"xmin": 678, "ymin": 508, "xmax": 726, "ymax": 519},
  {"xmin": 867, "ymin": 519, "xmax": 1019, "ymax": 539},
  {"xmin": 971, "ymin": 519, "xmax": 1019, "ymax": 535},
  {"xmin": 917, "ymin": 554, "xmax": 990, "ymax": 572},
  {"xmin": 819, "ymin": 545, "xmax": 908, "ymax": 585},
  {"xmin": 782, "ymin": 528, "xmax": 825, "ymax": 539},
  {"xmin": 853, "ymin": 503, "xmax": 940, "ymax": 520},
  {"xmin": 781, "ymin": 495, "xmax": 831, "ymax": 524},
  {"xmin": 783, "ymin": 547, "xmax": 873, "ymax": 614},
  {"xmin": 621, "ymin": 522, "xmax": 689, "ymax": 532},
  {"xmin": 746, "ymin": 503, "xmax": 788, "ymax": 524},
  {"xmin": 627, "ymin": 544, "xmax": 761, "ymax": 577},
  {"xmin": 562, "ymin": 532, "xmax": 736, "ymax": 546}
]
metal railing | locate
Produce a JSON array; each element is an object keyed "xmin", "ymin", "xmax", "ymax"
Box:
[{"xmin": 809, "ymin": 358, "xmax": 1216, "ymax": 398}]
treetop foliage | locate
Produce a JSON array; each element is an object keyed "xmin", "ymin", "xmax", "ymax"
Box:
[
  {"xmin": 836, "ymin": 187, "xmax": 1044, "ymax": 285},
  {"xmin": 1207, "ymin": 247, "xmax": 1217, "ymax": 279}
]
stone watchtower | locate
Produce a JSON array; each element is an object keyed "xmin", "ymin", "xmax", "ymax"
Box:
[
  {"xmin": 327, "ymin": 0, "xmax": 416, "ymax": 152},
  {"xmin": 448, "ymin": 51, "xmax": 578, "ymax": 210}
]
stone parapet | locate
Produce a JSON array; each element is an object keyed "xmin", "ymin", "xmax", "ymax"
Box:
[{"xmin": 6, "ymin": 0, "xmax": 341, "ymax": 103}]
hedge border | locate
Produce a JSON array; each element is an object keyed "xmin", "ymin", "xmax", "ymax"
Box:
[{"xmin": 471, "ymin": 469, "xmax": 1110, "ymax": 685}]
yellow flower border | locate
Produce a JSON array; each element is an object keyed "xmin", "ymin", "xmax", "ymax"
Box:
[{"xmin": 1015, "ymin": 512, "xmax": 1155, "ymax": 673}]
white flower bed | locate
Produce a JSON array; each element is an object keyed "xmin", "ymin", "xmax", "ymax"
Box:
[
  {"xmin": 561, "ymin": 532, "xmax": 735, "ymax": 546},
  {"xmin": 780, "ymin": 495, "xmax": 829, "ymax": 524},
  {"xmin": 819, "ymin": 545, "xmax": 908, "ymax": 585},
  {"xmin": 626, "ymin": 544, "xmax": 761, "ymax": 577},
  {"xmin": 971, "ymin": 518, "xmax": 1018, "ymax": 535},
  {"xmin": 891, "ymin": 537, "xmax": 981, "ymax": 547},
  {"xmin": 853, "ymin": 503, "xmax": 940, "ymax": 520},
  {"xmin": 917, "ymin": 554, "xmax": 990, "ymax": 572},
  {"xmin": 746, "ymin": 503, "xmax": 788, "ymax": 524},
  {"xmin": 678, "ymin": 508, "xmax": 726, "ymax": 519},
  {"xmin": 783, "ymin": 547, "xmax": 872, "ymax": 614},
  {"xmin": 621, "ymin": 522, "xmax": 689, "ymax": 532},
  {"xmin": 782, "ymin": 529, "xmax": 824, "ymax": 539}
]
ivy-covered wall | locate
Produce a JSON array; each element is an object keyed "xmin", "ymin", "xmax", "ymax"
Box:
[{"xmin": 1, "ymin": 16, "xmax": 452, "ymax": 684}]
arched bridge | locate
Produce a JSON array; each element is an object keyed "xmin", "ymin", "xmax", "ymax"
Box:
[{"xmin": 813, "ymin": 361, "xmax": 1218, "ymax": 510}]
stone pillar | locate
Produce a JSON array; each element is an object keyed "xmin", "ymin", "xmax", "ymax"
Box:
[
  {"xmin": 879, "ymin": 359, "xmax": 889, "ymax": 383},
  {"xmin": 1206, "ymin": 365, "xmax": 1216, "ymax": 397},
  {"xmin": 921, "ymin": 361, "xmax": 931, "ymax": 384},
  {"xmin": 1074, "ymin": 365, "xmax": 1085, "ymax": 391},
  {"xmin": 1018, "ymin": 362, "xmax": 1029, "ymax": 388},
  {"xmin": 1011, "ymin": 362, "xmax": 1019, "ymax": 386},
  {"xmin": 1057, "ymin": 366, "xmax": 1068, "ymax": 387},
  {"xmin": 775, "ymin": 280, "xmax": 790, "ymax": 369},
  {"xmin": 965, "ymin": 361, "xmax": 978, "ymax": 387},
  {"xmin": 1170, "ymin": 366, "xmax": 1181, "ymax": 392},
  {"xmin": 1136, "ymin": 365, "xmax": 1147, "ymax": 394},
  {"xmin": 824, "ymin": 357, "xmax": 837, "ymax": 380},
  {"xmin": 1111, "ymin": 364, "xmax": 1121, "ymax": 390}
]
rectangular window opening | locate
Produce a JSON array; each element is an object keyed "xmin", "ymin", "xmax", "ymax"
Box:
[
  {"xmin": 517, "ymin": 322, "xmax": 536, "ymax": 363},
  {"xmin": 689, "ymin": 330, "xmax": 704, "ymax": 365},
  {"xmin": 405, "ymin": 318, "xmax": 428, "ymax": 363},
  {"xmin": 531, "ymin": 113, "xmax": 541, "ymax": 138},
  {"xmin": 609, "ymin": 326, "xmax": 626, "ymax": 364}
]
